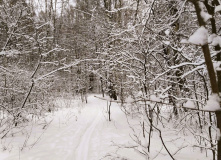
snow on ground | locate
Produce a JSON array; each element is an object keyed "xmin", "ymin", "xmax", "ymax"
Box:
[
  {"xmin": 0, "ymin": 95, "xmax": 214, "ymax": 160},
  {"xmin": 0, "ymin": 95, "xmax": 144, "ymax": 160}
]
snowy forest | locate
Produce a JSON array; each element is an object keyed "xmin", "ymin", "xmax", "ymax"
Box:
[{"xmin": 0, "ymin": 0, "xmax": 221, "ymax": 159}]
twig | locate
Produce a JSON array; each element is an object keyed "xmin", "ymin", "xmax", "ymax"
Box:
[{"xmin": 152, "ymin": 125, "xmax": 175, "ymax": 160}]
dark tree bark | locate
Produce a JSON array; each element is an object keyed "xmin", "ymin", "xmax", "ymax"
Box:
[{"xmin": 189, "ymin": 1, "xmax": 221, "ymax": 159}]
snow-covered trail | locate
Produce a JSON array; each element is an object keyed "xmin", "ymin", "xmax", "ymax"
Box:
[
  {"xmin": 74, "ymin": 95, "xmax": 105, "ymax": 160},
  {"xmin": 76, "ymin": 112, "xmax": 102, "ymax": 160},
  {"xmin": 1, "ymin": 95, "xmax": 210, "ymax": 160},
  {"xmin": 1, "ymin": 95, "xmax": 142, "ymax": 160}
]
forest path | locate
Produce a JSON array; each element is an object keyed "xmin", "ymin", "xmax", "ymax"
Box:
[
  {"xmin": 75, "ymin": 101, "xmax": 103, "ymax": 160},
  {"xmin": 65, "ymin": 95, "xmax": 107, "ymax": 160},
  {"xmin": 0, "ymin": 95, "xmax": 214, "ymax": 160},
  {"xmin": 1, "ymin": 95, "xmax": 141, "ymax": 160}
]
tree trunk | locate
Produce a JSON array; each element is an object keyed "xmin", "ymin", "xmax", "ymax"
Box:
[{"xmin": 190, "ymin": 1, "xmax": 221, "ymax": 159}]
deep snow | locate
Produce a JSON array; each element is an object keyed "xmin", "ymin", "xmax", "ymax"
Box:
[
  {"xmin": 0, "ymin": 95, "xmax": 144, "ymax": 160},
  {"xmin": 0, "ymin": 95, "xmax": 213, "ymax": 160}
]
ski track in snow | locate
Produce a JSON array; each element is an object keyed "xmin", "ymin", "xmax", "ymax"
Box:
[
  {"xmin": 0, "ymin": 95, "xmax": 212, "ymax": 160},
  {"xmin": 1, "ymin": 96, "xmax": 107, "ymax": 160},
  {"xmin": 76, "ymin": 111, "xmax": 102, "ymax": 160}
]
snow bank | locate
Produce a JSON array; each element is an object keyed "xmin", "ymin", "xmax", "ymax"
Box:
[
  {"xmin": 188, "ymin": 27, "xmax": 208, "ymax": 45},
  {"xmin": 204, "ymin": 94, "xmax": 221, "ymax": 111}
]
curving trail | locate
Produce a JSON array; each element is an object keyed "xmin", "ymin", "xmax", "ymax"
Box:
[
  {"xmin": 76, "ymin": 112, "xmax": 102, "ymax": 160},
  {"xmin": 1, "ymin": 95, "xmax": 143, "ymax": 160}
]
